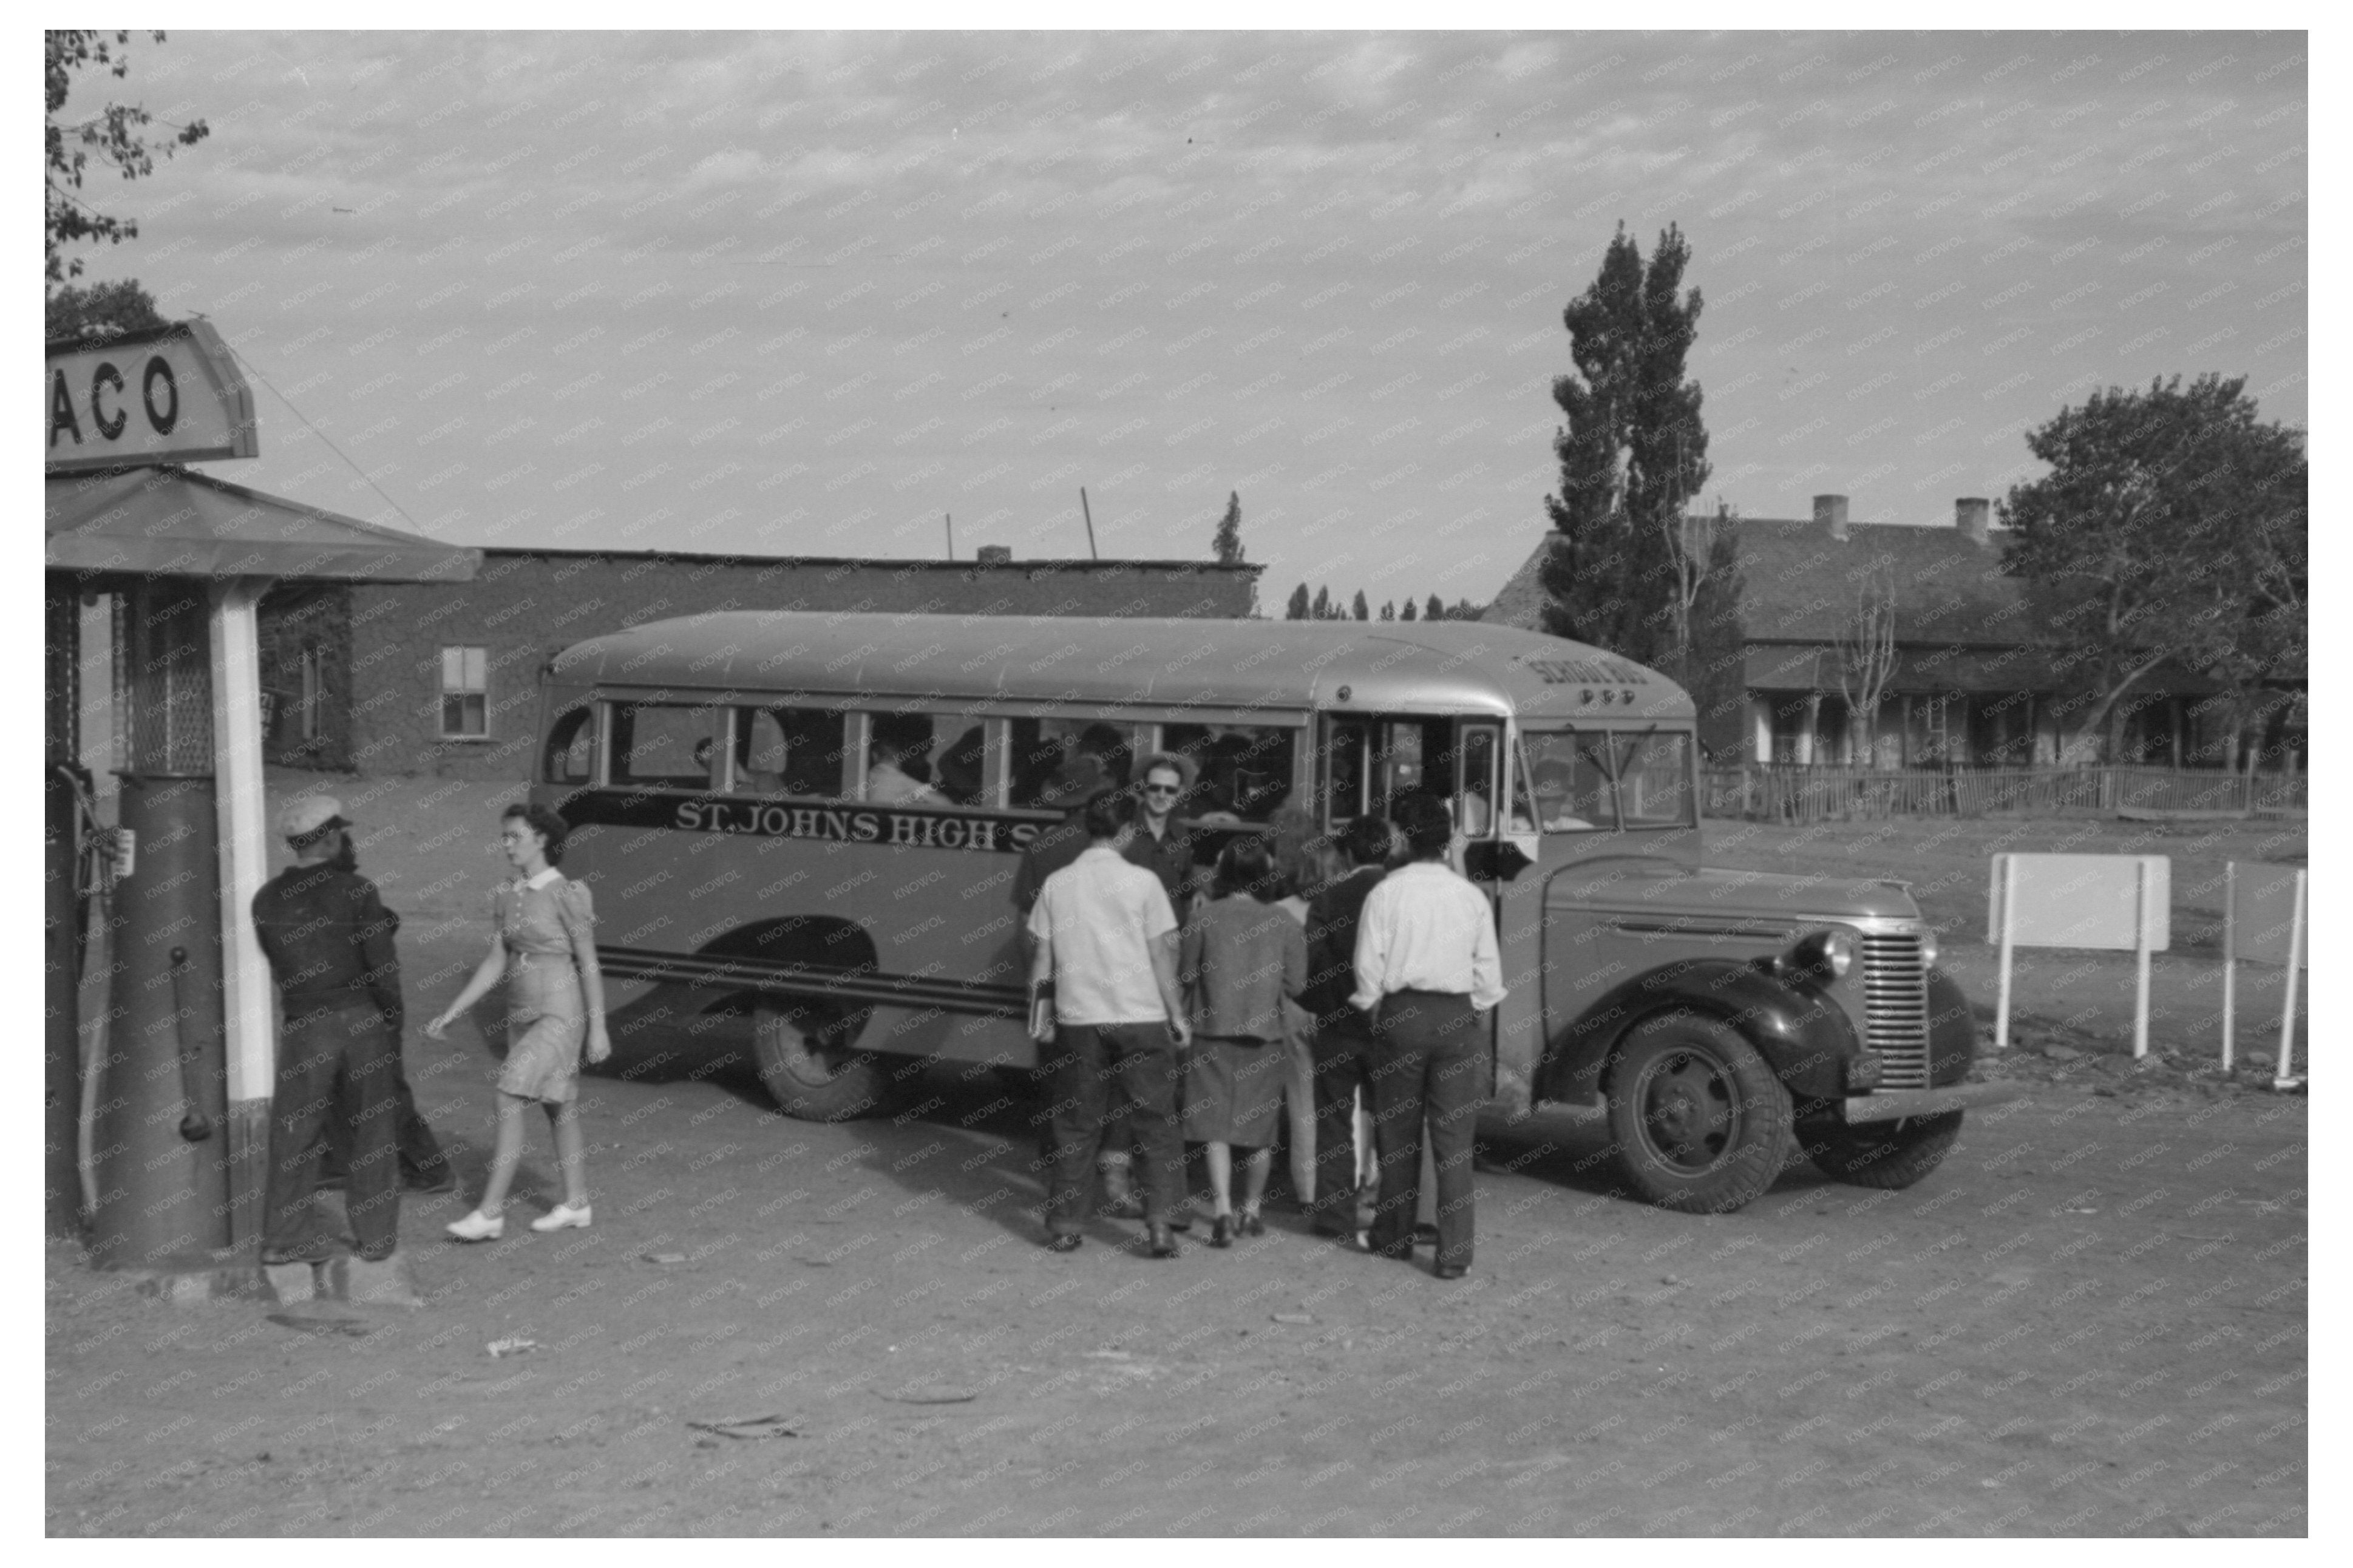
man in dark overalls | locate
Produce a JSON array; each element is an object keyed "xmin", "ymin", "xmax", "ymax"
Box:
[
  {"xmin": 313, "ymin": 830, "xmax": 450, "ymax": 1196},
  {"xmin": 251, "ymin": 796, "xmax": 409, "ymax": 1265}
]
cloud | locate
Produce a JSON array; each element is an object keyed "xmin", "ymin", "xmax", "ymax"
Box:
[{"xmin": 684, "ymin": 147, "xmax": 768, "ymax": 189}]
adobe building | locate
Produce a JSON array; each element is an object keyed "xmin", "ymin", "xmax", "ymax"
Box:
[
  {"xmin": 1486, "ymin": 495, "xmax": 2294, "ymax": 769},
  {"xmin": 258, "ymin": 545, "xmax": 1260, "ymax": 780}
]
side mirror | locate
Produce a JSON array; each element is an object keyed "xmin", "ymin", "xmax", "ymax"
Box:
[{"xmin": 1462, "ymin": 839, "xmax": 1532, "ymax": 883}]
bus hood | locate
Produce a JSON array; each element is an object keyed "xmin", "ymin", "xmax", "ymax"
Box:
[{"xmin": 1544, "ymin": 857, "xmax": 1925, "ymax": 925}]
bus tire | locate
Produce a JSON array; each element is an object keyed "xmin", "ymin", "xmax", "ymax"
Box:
[
  {"xmin": 752, "ymin": 996, "xmax": 889, "ymax": 1122},
  {"xmin": 1603, "ymin": 1013, "xmax": 1791, "ymax": 1214},
  {"xmin": 1800, "ymin": 1110, "xmax": 1962, "ymax": 1189}
]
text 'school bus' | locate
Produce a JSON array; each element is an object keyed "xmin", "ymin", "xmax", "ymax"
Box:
[{"xmin": 534, "ymin": 611, "xmax": 2012, "ymax": 1213}]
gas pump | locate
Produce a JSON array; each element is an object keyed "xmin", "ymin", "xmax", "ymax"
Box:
[{"xmin": 86, "ymin": 580, "xmax": 233, "ymax": 1269}]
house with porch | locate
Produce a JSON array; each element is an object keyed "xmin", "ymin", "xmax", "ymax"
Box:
[{"xmin": 1485, "ymin": 495, "xmax": 2248, "ymax": 769}]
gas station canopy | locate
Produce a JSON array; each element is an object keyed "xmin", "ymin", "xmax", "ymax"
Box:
[
  {"xmin": 45, "ymin": 319, "xmax": 480, "ymax": 1259},
  {"xmin": 46, "ymin": 464, "xmax": 480, "ymax": 582}
]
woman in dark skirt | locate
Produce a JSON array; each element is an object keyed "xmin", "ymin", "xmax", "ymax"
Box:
[{"xmin": 1180, "ymin": 838, "xmax": 1308, "ymax": 1246}]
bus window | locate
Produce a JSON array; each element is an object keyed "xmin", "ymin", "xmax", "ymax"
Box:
[
  {"xmin": 1521, "ymin": 730, "xmax": 1613, "ymax": 830},
  {"xmin": 1163, "ymin": 722, "xmax": 1297, "ymax": 824},
  {"xmin": 609, "ymin": 703, "xmax": 720, "ymax": 790},
  {"xmin": 1456, "ymin": 724, "xmax": 1499, "ymax": 837},
  {"xmin": 1317, "ymin": 718, "xmax": 1370, "ymax": 826},
  {"xmin": 1319, "ymin": 716, "xmax": 1453, "ymax": 829},
  {"xmin": 1008, "ymin": 718, "xmax": 1142, "ymax": 809},
  {"xmin": 1614, "ymin": 731, "xmax": 1695, "ymax": 827},
  {"xmin": 543, "ymin": 705, "xmax": 597, "ymax": 785},
  {"xmin": 858, "ymin": 708, "xmax": 996, "ymax": 807},
  {"xmin": 727, "ymin": 705, "xmax": 850, "ymax": 798}
]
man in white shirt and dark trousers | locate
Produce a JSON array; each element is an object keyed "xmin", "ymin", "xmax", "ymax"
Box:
[
  {"xmin": 1351, "ymin": 790, "xmax": 1506, "ymax": 1279},
  {"xmin": 1027, "ymin": 788, "xmax": 1194, "ymax": 1258}
]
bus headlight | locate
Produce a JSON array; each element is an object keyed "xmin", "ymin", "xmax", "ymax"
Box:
[
  {"xmin": 1785, "ymin": 928, "xmax": 1856, "ymax": 982},
  {"xmin": 1918, "ymin": 928, "xmax": 1940, "ymax": 969}
]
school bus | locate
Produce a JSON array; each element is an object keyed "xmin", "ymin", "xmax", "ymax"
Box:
[{"xmin": 534, "ymin": 609, "xmax": 2011, "ymax": 1213}]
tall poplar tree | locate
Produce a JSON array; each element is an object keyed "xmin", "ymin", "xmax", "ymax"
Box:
[
  {"xmin": 1211, "ymin": 492, "xmax": 1244, "ymax": 566},
  {"xmin": 1538, "ymin": 223, "xmax": 1726, "ymax": 679}
]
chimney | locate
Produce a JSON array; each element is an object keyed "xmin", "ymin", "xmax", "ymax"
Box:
[
  {"xmin": 1955, "ymin": 497, "xmax": 1991, "ymax": 548},
  {"xmin": 1813, "ymin": 494, "xmax": 1849, "ymax": 541},
  {"xmin": 976, "ymin": 545, "xmax": 1013, "ymax": 566}
]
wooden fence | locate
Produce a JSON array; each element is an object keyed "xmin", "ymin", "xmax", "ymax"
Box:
[{"xmin": 1699, "ymin": 764, "xmax": 2309, "ymax": 823}]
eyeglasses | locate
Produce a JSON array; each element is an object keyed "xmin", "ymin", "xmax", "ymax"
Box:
[{"xmin": 1143, "ymin": 784, "xmax": 1183, "ymax": 796}]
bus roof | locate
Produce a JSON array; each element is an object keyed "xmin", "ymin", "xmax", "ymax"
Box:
[{"xmin": 548, "ymin": 610, "xmax": 1694, "ymax": 724}]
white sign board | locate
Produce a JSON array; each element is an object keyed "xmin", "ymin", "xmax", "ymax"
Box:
[
  {"xmin": 44, "ymin": 319, "xmax": 258, "ymax": 472},
  {"xmin": 1986, "ymin": 853, "xmax": 2170, "ymax": 951},
  {"xmin": 1987, "ymin": 853, "xmax": 2170, "ymax": 1058}
]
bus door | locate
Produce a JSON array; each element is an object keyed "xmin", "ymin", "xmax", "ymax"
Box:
[
  {"xmin": 1317, "ymin": 714, "xmax": 1448, "ymax": 829},
  {"xmin": 1318, "ymin": 713, "xmax": 1509, "ymax": 853}
]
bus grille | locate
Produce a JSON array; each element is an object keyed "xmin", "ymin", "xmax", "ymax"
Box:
[{"xmin": 1860, "ymin": 933, "xmax": 1931, "ymax": 1088}]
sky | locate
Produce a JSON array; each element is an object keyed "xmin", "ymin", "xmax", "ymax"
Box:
[{"xmin": 63, "ymin": 27, "xmax": 2309, "ymax": 615}]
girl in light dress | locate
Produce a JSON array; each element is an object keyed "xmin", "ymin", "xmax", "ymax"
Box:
[{"xmin": 426, "ymin": 803, "xmax": 609, "ymax": 1240}]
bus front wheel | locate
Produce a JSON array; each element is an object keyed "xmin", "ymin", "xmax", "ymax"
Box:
[
  {"xmin": 752, "ymin": 997, "xmax": 889, "ymax": 1121},
  {"xmin": 1603, "ymin": 1013, "xmax": 1792, "ymax": 1214}
]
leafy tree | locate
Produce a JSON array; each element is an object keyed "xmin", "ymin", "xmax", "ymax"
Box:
[
  {"xmin": 1539, "ymin": 223, "xmax": 1721, "ymax": 679},
  {"xmin": 46, "ymin": 30, "xmax": 208, "ymax": 284},
  {"xmin": 1377, "ymin": 600, "xmax": 1395, "ymax": 621},
  {"xmin": 1310, "ymin": 586, "xmax": 1333, "ymax": 620},
  {"xmin": 1211, "ymin": 491, "xmax": 1244, "ymax": 566},
  {"xmin": 1351, "ymin": 589, "xmax": 1369, "ymax": 622},
  {"xmin": 1425, "ymin": 594, "xmax": 1445, "ymax": 622},
  {"xmin": 1283, "ymin": 582, "xmax": 1311, "ymax": 621},
  {"xmin": 2000, "ymin": 375, "xmax": 2306, "ymax": 762},
  {"xmin": 1399, "ymin": 598, "xmax": 1418, "ymax": 622},
  {"xmin": 46, "ymin": 277, "xmax": 166, "ymax": 344}
]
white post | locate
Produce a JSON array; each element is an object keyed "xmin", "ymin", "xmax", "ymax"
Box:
[
  {"xmin": 2275, "ymin": 871, "xmax": 2306, "ymax": 1088},
  {"xmin": 2220, "ymin": 861, "xmax": 2237, "ymax": 1073},
  {"xmin": 2131, "ymin": 857, "xmax": 2153, "ymax": 1059},
  {"xmin": 209, "ymin": 578, "xmax": 277, "ymax": 1103},
  {"xmin": 210, "ymin": 577, "xmax": 277, "ymax": 1246},
  {"xmin": 1993, "ymin": 854, "xmax": 2017, "ymax": 1051}
]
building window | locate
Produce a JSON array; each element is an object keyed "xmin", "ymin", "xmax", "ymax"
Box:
[{"xmin": 440, "ymin": 645, "xmax": 489, "ymax": 738}]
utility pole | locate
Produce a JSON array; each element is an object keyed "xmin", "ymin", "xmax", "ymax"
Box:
[
  {"xmin": 1079, "ymin": 487, "xmax": 1099, "ymax": 560},
  {"xmin": 943, "ymin": 513, "xmax": 954, "ymax": 560}
]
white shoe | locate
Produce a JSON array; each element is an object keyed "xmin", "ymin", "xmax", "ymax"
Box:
[
  {"xmin": 530, "ymin": 1203, "xmax": 592, "ymax": 1232},
  {"xmin": 445, "ymin": 1209, "xmax": 504, "ymax": 1242}
]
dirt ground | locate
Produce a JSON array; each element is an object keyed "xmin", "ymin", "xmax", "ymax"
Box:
[{"xmin": 45, "ymin": 779, "xmax": 2309, "ymax": 1536}]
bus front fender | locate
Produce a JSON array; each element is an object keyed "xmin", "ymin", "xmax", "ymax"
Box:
[{"xmin": 1536, "ymin": 959, "xmax": 1860, "ymax": 1108}]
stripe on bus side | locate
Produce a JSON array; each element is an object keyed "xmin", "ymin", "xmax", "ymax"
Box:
[{"xmin": 597, "ymin": 943, "xmax": 1028, "ymax": 1020}]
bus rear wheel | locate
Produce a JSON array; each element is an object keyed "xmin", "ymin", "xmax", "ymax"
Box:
[{"xmin": 751, "ymin": 996, "xmax": 889, "ymax": 1121}]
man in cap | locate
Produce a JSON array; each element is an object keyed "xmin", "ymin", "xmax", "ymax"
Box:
[
  {"xmin": 250, "ymin": 796, "xmax": 412, "ymax": 1265},
  {"xmin": 314, "ymin": 829, "xmax": 453, "ymax": 1195}
]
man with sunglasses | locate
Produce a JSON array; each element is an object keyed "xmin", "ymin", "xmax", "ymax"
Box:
[{"xmin": 1127, "ymin": 752, "xmax": 1201, "ymax": 915}]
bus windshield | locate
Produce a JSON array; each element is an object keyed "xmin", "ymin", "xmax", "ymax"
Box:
[{"xmin": 1518, "ymin": 728, "xmax": 1696, "ymax": 832}]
